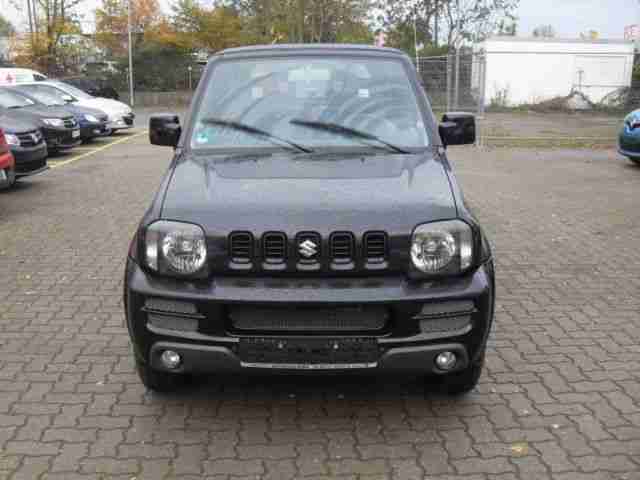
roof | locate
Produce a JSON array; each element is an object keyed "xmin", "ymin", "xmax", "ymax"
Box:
[
  {"xmin": 486, "ymin": 36, "xmax": 632, "ymax": 45},
  {"xmin": 218, "ymin": 43, "xmax": 406, "ymax": 57}
]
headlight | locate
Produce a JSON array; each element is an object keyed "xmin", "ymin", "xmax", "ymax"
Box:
[
  {"xmin": 410, "ymin": 220, "xmax": 473, "ymax": 275},
  {"xmin": 42, "ymin": 118, "xmax": 64, "ymax": 127},
  {"xmin": 144, "ymin": 221, "xmax": 208, "ymax": 276},
  {"xmin": 84, "ymin": 114, "xmax": 99, "ymax": 123},
  {"xmin": 4, "ymin": 133, "xmax": 19, "ymax": 146}
]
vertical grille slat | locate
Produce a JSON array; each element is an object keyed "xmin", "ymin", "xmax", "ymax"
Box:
[
  {"xmin": 330, "ymin": 232, "xmax": 355, "ymax": 264},
  {"xmin": 363, "ymin": 232, "xmax": 388, "ymax": 262},
  {"xmin": 229, "ymin": 232, "xmax": 254, "ymax": 264},
  {"xmin": 262, "ymin": 232, "xmax": 287, "ymax": 263}
]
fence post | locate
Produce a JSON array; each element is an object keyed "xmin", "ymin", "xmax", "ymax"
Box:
[
  {"xmin": 446, "ymin": 53, "xmax": 452, "ymax": 111},
  {"xmin": 454, "ymin": 47, "xmax": 460, "ymax": 110}
]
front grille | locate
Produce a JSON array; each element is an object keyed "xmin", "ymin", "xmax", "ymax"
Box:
[
  {"xmin": 229, "ymin": 232, "xmax": 253, "ymax": 263},
  {"xmin": 330, "ymin": 232, "xmax": 354, "ymax": 264},
  {"xmin": 16, "ymin": 131, "xmax": 41, "ymax": 147},
  {"xmin": 226, "ymin": 230, "xmax": 392, "ymax": 272},
  {"xmin": 363, "ymin": 232, "xmax": 388, "ymax": 262},
  {"xmin": 229, "ymin": 305, "xmax": 389, "ymax": 332},
  {"xmin": 263, "ymin": 232, "xmax": 286, "ymax": 263},
  {"xmin": 63, "ymin": 117, "xmax": 76, "ymax": 128}
]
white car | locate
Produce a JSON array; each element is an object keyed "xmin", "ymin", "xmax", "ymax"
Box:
[
  {"xmin": 0, "ymin": 68, "xmax": 47, "ymax": 84},
  {"xmin": 18, "ymin": 80, "xmax": 134, "ymax": 133}
]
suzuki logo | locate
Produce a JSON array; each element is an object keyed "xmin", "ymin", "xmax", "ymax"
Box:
[{"xmin": 298, "ymin": 239, "xmax": 318, "ymax": 258}]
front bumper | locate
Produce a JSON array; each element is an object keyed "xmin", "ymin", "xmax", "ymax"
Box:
[
  {"xmin": 80, "ymin": 123, "xmax": 109, "ymax": 139},
  {"xmin": 10, "ymin": 143, "xmax": 48, "ymax": 177},
  {"xmin": 109, "ymin": 113, "xmax": 135, "ymax": 130},
  {"xmin": 43, "ymin": 127, "xmax": 81, "ymax": 150},
  {"xmin": 125, "ymin": 260, "xmax": 495, "ymax": 376}
]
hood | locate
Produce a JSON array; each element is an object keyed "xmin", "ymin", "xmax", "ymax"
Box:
[
  {"xmin": 161, "ymin": 151, "xmax": 457, "ymax": 235},
  {"xmin": 19, "ymin": 104, "xmax": 73, "ymax": 119},
  {"xmin": 76, "ymin": 97, "xmax": 129, "ymax": 114},
  {"xmin": 58, "ymin": 103, "xmax": 106, "ymax": 118},
  {"xmin": 0, "ymin": 113, "xmax": 39, "ymax": 134}
]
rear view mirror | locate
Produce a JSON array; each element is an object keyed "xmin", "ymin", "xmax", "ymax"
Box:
[
  {"xmin": 150, "ymin": 114, "xmax": 181, "ymax": 148},
  {"xmin": 439, "ymin": 112, "xmax": 476, "ymax": 147}
]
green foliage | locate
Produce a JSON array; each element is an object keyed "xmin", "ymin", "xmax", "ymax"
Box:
[{"xmin": 0, "ymin": 14, "xmax": 14, "ymax": 36}]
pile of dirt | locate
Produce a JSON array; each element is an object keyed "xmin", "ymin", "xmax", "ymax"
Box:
[{"xmin": 531, "ymin": 90, "xmax": 596, "ymax": 112}]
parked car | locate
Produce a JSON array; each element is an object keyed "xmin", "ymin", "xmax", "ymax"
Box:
[
  {"xmin": 17, "ymin": 81, "xmax": 134, "ymax": 133},
  {"xmin": 0, "ymin": 114, "xmax": 48, "ymax": 178},
  {"xmin": 0, "ymin": 68, "xmax": 47, "ymax": 85},
  {"xmin": 10, "ymin": 85, "xmax": 110, "ymax": 142},
  {"xmin": 0, "ymin": 128, "xmax": 16, "ymax": 189},
  {"xmin": 59, "ymin": 76, "xmax": 120, "ymax": 100},
  {"xmin": 618, "ymin": 109, "xmax": 640, "ymax": 165},
  {"xmin": 0, "ymin": 88, "xmax": 80, "ymax": 153},
  {"xmin": 124, "ymin": 44, "xmax": 495, "ymax": 394}
]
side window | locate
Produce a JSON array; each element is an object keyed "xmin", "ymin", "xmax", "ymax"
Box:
[{"xmin": 34, "ymin": 74, "xmax": 46, "ymax": 81}]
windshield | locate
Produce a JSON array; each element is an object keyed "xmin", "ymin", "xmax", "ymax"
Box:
[
  {"xmin": 191, "ymin": 56, "xmax": 428, "ymax": 151},
  {"xmin": 13, "ymin": 87, "xmax": 63, "ymax": 106},
  {"xmin": 50, "ymin": 81, "xmax": 92, "ymax": 99},
  {"xmin": 0, "ymin": 89, "xmax": 35, "ymax": 109}
]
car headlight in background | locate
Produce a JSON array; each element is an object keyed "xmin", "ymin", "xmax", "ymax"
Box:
[
  {"xmin": 411, "ymin": 220, "xmax": 473, "ymax": 275},
  {"xmin": 84, "ymin": 114, "xmax": 99, "ymax": 123},
  {"xmin": 144, "ymin": 221, "xmax": 208, "ymax": 276},
  {"xmin": 4, "ymin": 133, "xmax": 19, "ymax": 146},
  {"xmin": 42, "ymin": 118, "xmax": 64, "ymax": 127}
]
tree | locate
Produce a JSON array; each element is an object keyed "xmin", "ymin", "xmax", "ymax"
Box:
[
  {"xmin": 532, "ymin": 24, "xmax": 555, "ymax": 38},
  {"xmin": 496, "ymin": 18, "xmax": 516, "ymax": 36},
  {"xmin": 0, "ymin": 14, "xmax": 15, "ymax": 36}
]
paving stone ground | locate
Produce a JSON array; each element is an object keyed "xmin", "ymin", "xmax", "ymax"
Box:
[{"xmin": 0, "ymin": 135, "xmax": 639, "ymax": 480}]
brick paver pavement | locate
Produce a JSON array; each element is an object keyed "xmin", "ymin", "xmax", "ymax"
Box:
[{"xmin": 0, "ymin": 136, "xmax": 639, "ymax": 479}]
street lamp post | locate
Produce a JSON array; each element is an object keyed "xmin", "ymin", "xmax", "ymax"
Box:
[{"xmin": 127, "ymin": 0, "xmax": 134, "ymax": 107}]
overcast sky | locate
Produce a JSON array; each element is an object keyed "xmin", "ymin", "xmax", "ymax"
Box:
[{"xmin": 3, "ymin": 0, "xmax": 639, "ymax": 39}]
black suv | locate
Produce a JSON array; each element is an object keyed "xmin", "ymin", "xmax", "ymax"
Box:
[{"xmin": 125, "ymin": 45, "xmax": 494, "ymax": 394}]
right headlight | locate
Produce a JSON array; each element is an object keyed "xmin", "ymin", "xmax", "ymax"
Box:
[
  {"xmin": 143, "ymin": 220, "xmax": 208, "ymax": 277},
  {"xmin": 4, "ymin": 133, "xmax": 19, "ymax": 146},
  {"xmin": 410, "ymin": 220, "xmax": 473, "ymax": 275}
]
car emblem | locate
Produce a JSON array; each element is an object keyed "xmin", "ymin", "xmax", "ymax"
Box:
[
  {"xmin": 31, "ymin": 133, "xmax": 38, "ymax": 143},
  {"xmin": 299, "ymin": 239, "xmax": 318, "ymax": 258}
]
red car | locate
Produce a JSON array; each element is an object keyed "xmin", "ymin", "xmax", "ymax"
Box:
[{"xmin": 0, "ymin": 128, "xmax": 16, "ymax": 189}]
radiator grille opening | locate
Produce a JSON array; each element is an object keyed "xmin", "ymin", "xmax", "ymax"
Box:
[
  {"xmin": 330, "ymin": 232, "xmax": 354, "ymax": 264},
  {"xmin": 229, "ymin": 232, "xmax": 253, "ymax": 263},
  {"xmin": 363, "ymin": 231, "xmax": 388, "ymax": 262},
  {"xmin": 263, "ymin": 232, "xmax": 286, "ymax": 263}
]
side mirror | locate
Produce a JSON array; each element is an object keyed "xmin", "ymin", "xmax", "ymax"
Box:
[
  {"xmin": 61, "ymin": 94, "xmax": 74, "ymax": 103},
  {"xmin": 149, "ymin": 113, "xmax": 181, "ymax": 148},
  {"xmin": 438, "ymin": 112, "xmax": 476, "ymax": 147}
]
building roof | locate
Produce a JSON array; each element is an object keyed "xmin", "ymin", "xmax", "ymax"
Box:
[{"xmin": 487, "ymin": 36, "xmax": 632, "ymax": 45}]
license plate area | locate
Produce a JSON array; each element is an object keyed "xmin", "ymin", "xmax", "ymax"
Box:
[{"xmin": 239, "ymin": 337, "xmax": 379, "ymax": 369}]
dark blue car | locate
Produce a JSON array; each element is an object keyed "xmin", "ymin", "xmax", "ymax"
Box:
[
  {"xmin": 8, "ymin": 85, "xmax": 109, "ymax": 142},
  {"xmin": 618, "ymin": 109, "xmax": 640, "ymax": 165}
]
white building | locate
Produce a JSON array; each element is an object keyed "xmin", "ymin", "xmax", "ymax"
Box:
[{"xmin": 474, "ymin": 37, "xmax": 635, "ymax": 106}]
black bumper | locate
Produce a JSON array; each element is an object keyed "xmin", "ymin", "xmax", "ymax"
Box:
[
  {"xmin": 11, "ymin": 143, "xmax": 48, "ymax": 177},
  {"xmin": 125, "ymin": 261, "xmax": 494, "ymax": 375},
  {"xmin": 80, "ymin": 123, "xmax": 109, "ymax": 139},
  {"xmin": 43, "ymin": 127, "xmax": 81, "ymax": 150}
]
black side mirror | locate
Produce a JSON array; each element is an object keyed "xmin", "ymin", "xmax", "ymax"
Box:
[
  {"xmin": 439, "ymin": 112, "xmax": 476, "ymax": 147},
  {"xmin": 150, "ymin": 113, "xmax": 181, "ymax": 148}
]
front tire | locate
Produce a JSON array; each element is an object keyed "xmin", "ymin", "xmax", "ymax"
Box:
[{"xmin": 135, "ymin": 359, "xmax": 189, "ymax": 393}]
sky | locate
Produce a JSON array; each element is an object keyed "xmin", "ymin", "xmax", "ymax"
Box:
[{"xmin": 2, "ymin": 0, "xmax": 639, "ymax": 40}]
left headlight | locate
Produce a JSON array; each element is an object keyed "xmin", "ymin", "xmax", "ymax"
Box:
[
  {"xmin": 42, "ymin": 118, "xmax": 64, "ymax": 127},
  {"xmin": 410, "ymin": 220, "xmax": 473, "ymax": 275},
  {"xmin": 143, "ymin": 220, "xmax": 208, "ymax": 277},
  {"xmin": 84, "ymin": 114, "xmax": 99, "ymax": 123}
]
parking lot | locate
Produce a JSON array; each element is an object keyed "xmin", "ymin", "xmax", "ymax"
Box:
[{"xmin": 0, "ymin": 131, "xmax": 639, "ymax": 479}]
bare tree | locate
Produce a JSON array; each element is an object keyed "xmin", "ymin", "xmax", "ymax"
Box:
[{"xmin": 532, "ymin": 24, "xmax": 555, "ymax": 38}]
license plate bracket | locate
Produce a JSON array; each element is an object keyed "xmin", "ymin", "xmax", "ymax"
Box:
[{"xmin": 239, "ymin": 337, "xmax": 379, "ymax": 367}]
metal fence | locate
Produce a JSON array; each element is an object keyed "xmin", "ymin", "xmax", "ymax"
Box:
[{"xmin": 416, "ymin": 52, "xmax": 486, "ymax": 116}]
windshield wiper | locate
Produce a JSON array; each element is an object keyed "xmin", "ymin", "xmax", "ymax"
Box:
[
  {"xmin": 201, "ymin": 117, "xmax": 313, "ymax": 153},
  {"xmin": 289, "ymin": 119, "xmax": 410, "ymax": 154}
]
